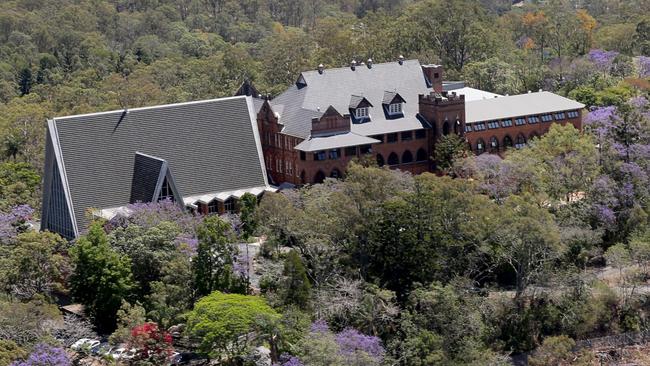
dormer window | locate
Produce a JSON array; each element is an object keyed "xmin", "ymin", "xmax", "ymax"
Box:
[
  {"xmin": 388, "ymin": 103, "xmax": 402, "ymax": 115},
  {"xmin": 355, "ymin": 107, "xmax": 369, "ymax": 119}
]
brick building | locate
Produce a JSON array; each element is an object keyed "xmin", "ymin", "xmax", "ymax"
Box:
[{"xmin": 252, "ymin": 59, "xmax": 585, "ymax": 185}]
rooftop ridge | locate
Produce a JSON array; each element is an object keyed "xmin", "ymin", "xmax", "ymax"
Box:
[
  {"xmin": 53, "ymin": 95, "xmax": 249, "ymax": 122},
  {"xmin": 301, "ymin": 58, "xmax": 421, "ymax": 75}
]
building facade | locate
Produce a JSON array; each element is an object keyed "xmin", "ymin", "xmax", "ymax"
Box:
[
  {"xmin": 41, "ymin": 96, "xmax": 272, "ymax": 239},
  {"xmin": 252, "ymin": 59, "xmax": 585, "ymax": 185}
]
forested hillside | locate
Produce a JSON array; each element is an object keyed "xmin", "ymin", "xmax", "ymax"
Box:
[{"xmin": 1, "ymin": 0, "xmax": 650, "ymax": 365}]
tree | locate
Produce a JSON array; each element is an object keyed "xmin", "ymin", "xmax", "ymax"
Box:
[
  {"xmin": 2, "ymin": 231, "xmax": 69, "ymax": 300},
  {"xmin": 0, "ymin": 340, "xmax": 27, "ymax": 366},
  {"xmin": 434, "ymin": 134, "xmax": 468, "ymax": 173},
  {"xmin": 128, "ymin": 322, "xmax": 174, "ymax": 364},
  {"xmin": 528, "ymin": 336, "xmax": 577, "ymax": 366},
  {"xmin": 281, "ymin": 250, "xmax": 311, "ymax": 310},
  {"xmin": 2, "ymin": 133, "xmax": 25, "ymax": 161},
  {"xmin": 10, "ymin": 344, "xmax": 71, "ymax": 366},
  {"xmin": 18, "ymin": 67, "xmax": 32, "ymax": 96},
  {"xmin": 483, "ymin": 195, "xmax": 563, "ymax": 299},
  {"xmin": 239, "ymin": 192, "xmax": 257, "ymax": 239},
  {"xmin": 192, "ymin": 215, "xmax": 238, "ymax": 298},
  {"xmin": 69, "ymin": 222, "xmax": 134, "ymax": 332},
  {"xmin": 186, "ymin": 291, "xmax": 280, "ymax": 362}
]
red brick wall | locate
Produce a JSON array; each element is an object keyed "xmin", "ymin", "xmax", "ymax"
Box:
[{"xmin": 465, "ymin": 110, "xmax": 583, "ymax": 155}]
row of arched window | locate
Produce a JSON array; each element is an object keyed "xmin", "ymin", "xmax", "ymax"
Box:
[
  {"xmin": 376, "ymin": 148, "xmax": 428, "ymax": 167},
  {"xmin": 474, "ymin": 133, "xmax": 538, "ymax": 154}
]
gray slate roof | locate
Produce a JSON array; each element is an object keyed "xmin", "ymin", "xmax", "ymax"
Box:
[
  {"xmin": 130, "ymin": 152, "xmax": 165, "ymax": 203},
  {"xmin": 270, "ymin": 59, "xmax": 432, "ymax": 138},
  {"xmin": 49, "ymin": 96, "xmax": 268, "ymax": 230},
  {"xmin": 466, "ymin": 91, "xmax": 585, "ymax": 122},
  {"xmin": 294, "ymin": 132, "xmax": 380, "ymax": 152}
]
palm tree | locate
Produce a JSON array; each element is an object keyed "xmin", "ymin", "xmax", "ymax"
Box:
[{"xmin": 2, "ymin": 133, "xmax": 25, "ymax": 161}]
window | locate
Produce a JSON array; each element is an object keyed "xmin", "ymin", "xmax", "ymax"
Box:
[
  {"xmin": 465, "ymin": 125, "xmax": 473, "ymax": 133},
  {"xmin": 359, "ymin": 145, "xmax": 372, "ymax": 154},
  {"xmin": 504, "ymin": 135, "xmax": 513, "ymax": 148},
  {"xmin": 329, "ymin": 149, "xmax": 340, "ymax": 159},
  {"xmin": 314, "ymin": 151, "xmax": 326, "ymax": 161},
  {"xmin": 567, "ymin": 110, "xmax": 580, "ymax": 118},
  {"xmin": 157, "ymin": 177, "xmax": 174, "ymax": 202},
  {"xmin": 473, "ymin": 122, "xmax": 486, "ymax": 131},
  {"xmin": 401, "ymin": 131, "xmax": 412, "ymax": 141},
  {"xmin": 554, "ymin": 112, "xmax": 566, "ymax": 120},
  {"xmin": 371, "ymin": 134, "xmax": 384, "ymax": 143},
  {"xmin": 387, "ymin": 152, "xmax": 399, "ymax": 165},
  {"xmin": 528, "ymin": 115, "xmax": 540, "ymax": 124},
  {"xmin": 300, "ymin": 151, "xmax": 306, "ymax": 161},
  {"xmin": 388, "ymin": 103, "xmax": 402, "ymax": 115},
  {"xmin": 376, "ymin": 154, "xmax": 385, "ymax": 167},
  {"xmin": 224, "ymin": 198, "xmax": 236, "ymax": 214},
  {"xmin": 541, "ymin": 114, "xmax": 553, "ymax": 122},
  {"xmin": 502, "ymin": 119, "xmax": 513, "ymax": 127},
  {"xmin": 490, "ymin": 136, "xmax": 499, "ymax": 152},
  {"xmin": 208, "ymin": 200, "xmax": 219, "ymax": 214},
  {"xmin": 345, "ymin": 146, "xmax": 357, "ymax": 157},
  {"xmin": 487, "ymin": 121, "xmax": 500, "ymax": 129},
  {"xmin": 276, "ymin": 159, "xmax": 283, "ymax": 173},
  {"xmin": 330, "ymin": 169, "xmax": 342, "ymax": 178},
  {"xmin": 476, "ymin": 139, "xmax": 485, "ymax": 155},
  {"xmin": 515, "ymin": 134, "xmax": 526, "ymax": 149},
  {"xmin": 386, "ymin": 133, "xmax": 398, "ymax": 143},
  {"xmin": 402, "ymin": 150, "xmax": 413, "ymax": 163},
  {"xmin": 415, "ymin": 129, "xmax": 426, "ymax": 139},
  {"xmin": 355, "ymin": 107, "xmax": 369, "ymax": 119},
  {"xmin": 514, "ymin": 117, "xmax": 526, "ymax": 126},
  {"xmin": 286, "ymin": 160, "xmax": 293, "ymax": 175}
]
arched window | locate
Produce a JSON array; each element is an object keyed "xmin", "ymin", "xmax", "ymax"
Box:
[
  {"xmin": 489, "ymin": 136, "xmax": 499, "ymax": 152},
  {"xmin": 476, "ymin": 139, "xmax": 485, "ymax": 155},
  {"xmin": 314, "ymin": 171, "xmax": 326, "ymax": 183},
  {"xmin": 330, "ymin": 169, "xmax": 341, "ymax": 179},
  {"xmin": 503, "ymin": 135, "xmax": 513, "ymax": 148},
  {"xmin": 387, "ymin": 152, "xmax": 399, "ymax": 165},
  {"xmin": 442, "ymin": 121, "xmax": 450, "ymax": 135},
  {"xmin": 416, "ymin": 148, "xmax": 428, "ymax": 161},
  {"xmin": 300, "ymin": 171, "xmax": 306, "ymax": 184},
  {"xmin": 454, "ymin": 120, "xmax": 461, "ymax": 134},
  {"xmin": 515, "ymin": 134, "xmax": 526, "ymax": 149},
  {"xmin": 402, "ymin": 150, "xmax": 413, "ymax": 164},
  {"xmin": 529, "ymin": 132, "xmax": 538, "ymax": 141},
  {"xmin": 376, "ymin": 154, "xmax": 385, "ymax": 167}
]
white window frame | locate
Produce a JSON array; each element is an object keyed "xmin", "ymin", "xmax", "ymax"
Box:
[
  {"xmin": 355, "ymin": 107, "xmax": 369, "ymax": 118},
  {"xmin": 388, "ymin": 103, "xmax": 402, "ymax": 115}
]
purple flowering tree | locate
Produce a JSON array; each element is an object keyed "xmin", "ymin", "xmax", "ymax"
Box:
[
  {"xmin": 10, "ymin": 344, "xmax": 71, "ymax": 366},
  {"xmin": 0, "ymin": 205, "xmax": 34, "ymax": 244},
  {"xmin": 335, "ymin": 328, "xmax": 385, "ymax": 363},
  {"xmin": 588, "ymin": 49, "xmax": 619, "ymax": 72}
]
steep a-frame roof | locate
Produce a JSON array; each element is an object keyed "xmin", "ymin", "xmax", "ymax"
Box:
[
  {"xmin": 42, "ymin": 96, "xmax": 269, "ymax": 236},
  {"xmin": 270, "ymin": 59, "xmax": 433, "ymax": 138}
]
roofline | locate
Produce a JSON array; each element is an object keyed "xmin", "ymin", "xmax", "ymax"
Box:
[
  {"xmin": 47, "ymin": 119, "xmax": 80, "ymax": 237},
  {"xmin": 245, "ymin": 96, "xmax": 271, "ymax": 189},
  {"xmin": 300, "ymin": 58, "xmax": 422, "ymax": 75},
  {"xmin": 52, "ymin": 95, "xmax": 250, "ymax": 121}
]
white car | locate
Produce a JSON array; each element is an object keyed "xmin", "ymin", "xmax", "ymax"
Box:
[
  {"xmin": 71, "ymin": 338, "xmax": 100, "ymax": 351},
  {"xmin": 111, "ymin": 347, "xmax": 137, "ymax": 360}
]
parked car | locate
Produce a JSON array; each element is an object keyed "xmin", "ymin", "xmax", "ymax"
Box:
[
  {"xmin": 111, "ymin": 347, "xmax": 136, "ymax": 361},
  {"xmin": 90, "ymin": 342, "xmax": 113, "ymax": 356},
  {"xmin": 71, "ymin": 338, "xmax": 100, "ymax": 351},
  {"xmin": 168, "ymin": 351, "xmax": 182, "ymax": 364}
]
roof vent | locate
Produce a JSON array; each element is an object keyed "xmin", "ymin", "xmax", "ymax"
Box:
[
  {"xmin": 351, "ymin": 60, "xmax": 357, "ymax": 71},
  {"xmin": 398, "ymin": 55, "xmax": 404, "ymax": 65},
  {"xmin": 367, "ymin": 58, "xmax": 373, "ymax": 68},
  {"xmin": 318, "ymin": 64, "xmax": 324, "ymax": 74}
]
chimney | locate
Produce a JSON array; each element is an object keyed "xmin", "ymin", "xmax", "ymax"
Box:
[
  {"xmin": 398, "ymin": 55, "xmax": 404, "ymax": 65},
  {"xmin": 367, "ymin": 58, "xmax": 373, "ymax": 68},
  {"xmin": 351, "ymin": 60, "xmax": 357, "ymax": 71},
  {"xmin": 317, "ymin": 64, "xmax": 324, "ymax": 74},
  {"xmin": 422, "ymin": 64, "xmax": 444, "ymax": 93}
]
